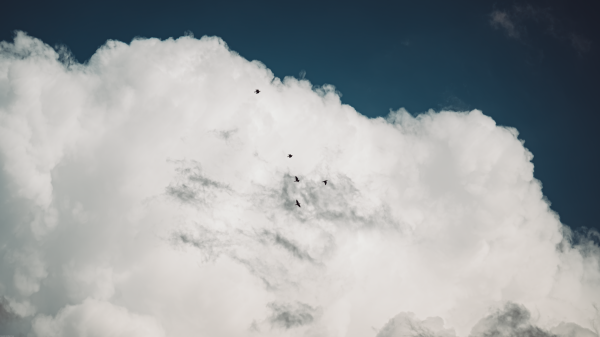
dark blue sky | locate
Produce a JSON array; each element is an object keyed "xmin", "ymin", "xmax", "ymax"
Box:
[{"xmin": 2, "ymin": 0, "xmax": 599, "ymax": 231}]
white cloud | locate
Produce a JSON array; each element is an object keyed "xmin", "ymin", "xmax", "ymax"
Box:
[
  {"xmin": 377, "ymin": 312, "xmax": 456, "ymax": 337},
  {"xmin": 0, "ymin": 31, "xmax": 599, "ymax": 337},
  {"xmin": 32, "ymin": 298, "xmax": 166, "ymax": 337}
]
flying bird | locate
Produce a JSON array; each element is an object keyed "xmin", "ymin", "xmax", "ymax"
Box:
[
  {"xmin": 295, "ymin": 176, "xmax": 300, "ymax": 182},
  {"xmin": 295, "ymin": 200, "xmax": 301, "ymax": 207},
  {"xmin": 255, "ymin": 89, "xmax": 260, "ymax": 94},
  {"xmin": 288, "ymin": 154, "xmax": 293, "ymax": 158},
  {"xmin": 323, "ymin": 180, "xmax": 327, "ymax": 185}
]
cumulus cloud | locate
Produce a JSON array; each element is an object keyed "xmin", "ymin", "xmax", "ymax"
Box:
[
  {"xmin": 0, "ymin": 31, "xmax": 599, "ymax": 337},
  {"xmin": 379, "ymin": 303, "xmax": 597, "ymax": 337},
  {"xmin": 471, "ymin": 302, "xmax": 600, "ymax": 337},
  {"xmin": 377, "ymin": 312, "xmax": 456, "ymax": 337},
  {"xmin": 32, "ymin": 299, "xmax": 166, "ymax": 337},
  {"xmin": 0, "ymin": 297, "xmax": 17, "ymax": 324},
  {"xmin": 552, "ymin": 322, "xmax": 599, "ymax": 337},
  {"xmin": 469, "ymin": 303, "xmax": 553, "ymax": 337}
]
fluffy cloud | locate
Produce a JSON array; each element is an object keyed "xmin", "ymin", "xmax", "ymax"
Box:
[
  {"xmin": 377, "ymin": 312, "xmax": 456, "ymax": 337},
  {"xmin": 32, "ymin": 299, "xmax": 165, "ymax": 337},
  {"xmin": 0, "ymin": 31, "xmax": 599, "ymax": 337}
]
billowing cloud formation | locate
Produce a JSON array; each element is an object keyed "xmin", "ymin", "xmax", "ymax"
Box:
[
  {"xmin": 0, "ymin": 32, "xmax": 599, "ymax": 337},
  {"xmin": 378, "ymin": 303, "xmax": 600, "ymax": 337},
  {"xmin": 470, "ymin": 303, "xmax": 554, "ymax": 337}
]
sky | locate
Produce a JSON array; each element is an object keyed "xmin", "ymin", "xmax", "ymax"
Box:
[
  {"xmin": 1, "ymin": 0, "xmax": 598, "ymax": 231},
  {"xmin": 0, "ymin": 0, "xmax": 599, "ymax": 336}
]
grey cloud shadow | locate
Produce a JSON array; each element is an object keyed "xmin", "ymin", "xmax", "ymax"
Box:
[
  {"xmin": 257, "ymin": 229, "xmax": 315, "ymax": 263},
  {"xmin": 267, "ymin": 301, "xmax": 318, "ymax": 329},
  {"xmin": 470, "ymin": 302, "xmax": 555, "ymax": 337},
  {"xmin": 170, "ymin": 224, "xmax": 232, "ymax": 262},
  {"xmin": 276, "ymin": 172, "xmax": 404, "ymax": 231},
  {"xmin": 0, "ymin": 297, "xmax": 17, "ymax": 324},
  {"xmin": 230, "ymin": 255, "xmax": 288, "ymax": 291},
  {"xmin": 0, "ymin": 297, "xmax": 31, "ymax": 336},
  {"xmin": 165, "ymin": 159, "xmax": 231, "ymax": 207},
  {"xmin": 208, "ymin": 128, "xmax": 240, "ymax": 145}
]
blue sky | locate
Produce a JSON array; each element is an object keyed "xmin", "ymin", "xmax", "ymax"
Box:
[{"xmin": 5, "ymin": 0, "xmax": 594, "ymax": 230}]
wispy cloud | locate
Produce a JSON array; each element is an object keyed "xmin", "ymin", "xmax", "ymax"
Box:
[
  {"xmin": 569, "ymin": 34, "xmax": 592, "ymax": 54},
  {"xmin": 489, "ymin": 4, "xmax": 592, "ymax": 54},
  {"xmin": 490, "ymin": 10, "xmax": 521, "ymax": 39}
]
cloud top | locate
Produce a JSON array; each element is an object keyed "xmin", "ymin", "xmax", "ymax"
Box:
[{"xmin": 0, "ymin": 31, "xmax": 599, "ymax": 337}]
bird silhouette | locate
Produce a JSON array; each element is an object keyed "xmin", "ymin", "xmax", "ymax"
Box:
[
  {"xmin": 255, "ymin": 89, "xmax": 260, "ymax": 94},
  {"xmin": 288, "ymin": 154, "xmax": 293, "ymax": 158},
  {"xmin": 295, "ymin": 200, "xmax": 301, "ymax": 207},
  {"xmin": 323, "ymin": 180, "xmax": 327, "ymax": 185},
  {"xmin": 295, "ymin": 176, "xmax": 299, "ymax": 182}
]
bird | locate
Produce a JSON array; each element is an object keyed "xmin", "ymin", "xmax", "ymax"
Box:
[
  {"xmin": 255, "ymin": 89, "xmax": 260, "ymax": 94},
  {"xmin": 323, "ymin": 180, "xmax": 327, "ymax": 185},
  {"xmin": 288, "ymin": 154, "xmax": 293, "ymax": 158},
  {"xmin": 295, "ymin": 200, "xmax": 301, "ymax": 207},
  {"xmin": 295, "ymin": 176, "xmax": 300, "ymax": 182}
]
